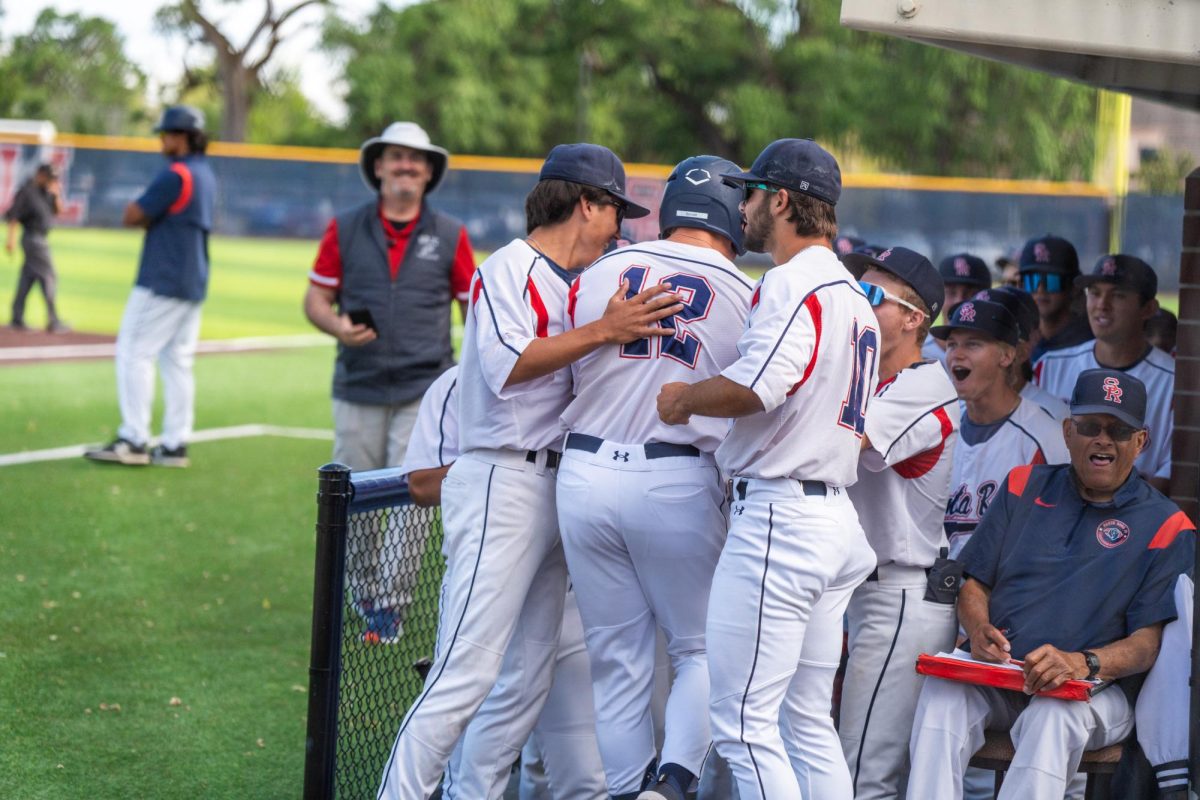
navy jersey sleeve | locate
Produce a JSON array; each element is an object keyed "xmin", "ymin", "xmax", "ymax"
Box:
[
  {"xmin": 1126, "ymin": 519, "xmax": 1195, "ymax": 634},
  {"xmin": 960, "ymin": 467, "xmax": 1025, "ymax": 587},
  {"xmin": 135, "ymin": 167, "xmax": 183, "ymax": 220}
]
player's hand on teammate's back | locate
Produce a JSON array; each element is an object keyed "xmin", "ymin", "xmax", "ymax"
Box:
[
  {"xmin": 598, "ymin": 280, "xmax": 683, "ymax": 344},
  {"xmin": 969, "ymin": 623, "xmax": 1013, "ymax": 664},
  {"xmin": 657, "ymin": 381, "xmax": 692, "ymax": 426},
  {"xmin": 1020, "ymin": 644, "xmax": 1087, "ymax": 694},
  {"xmin": 337, "ymin": 314, "xmax": 378, "ymax": 347}
]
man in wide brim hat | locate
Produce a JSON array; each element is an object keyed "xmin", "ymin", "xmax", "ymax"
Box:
[{"xmin": 358, "ymin": 121, "xmax": 451, "ymax": 195}]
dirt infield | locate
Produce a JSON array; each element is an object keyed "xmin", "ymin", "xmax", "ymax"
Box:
[{"xmin": 0, "ymin": 325, "xmax": 116, "ymax": 362}]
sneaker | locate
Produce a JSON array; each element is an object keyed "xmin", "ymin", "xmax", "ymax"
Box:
[
  {"xmin": 637, "ymin": 781, "xmax": 685, "ymax": 800},
  {"xmin": 46, "ymin": 320, "xmax": 71, "ymax": 334},
  {"xmin": 84, "ymin": 438, "xmax": 150, "ymax": 466},
  {"xmin": 150, "ymin": 444, "xmax": 190, "ymax": 468},
  {"xmin": 361, "ymin": 607, "xmax": 402, "ymax": 645}
]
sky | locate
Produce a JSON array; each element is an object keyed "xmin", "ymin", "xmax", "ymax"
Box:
[{"xmin": 0, "ymin": 0, "xmax": 380, "ymax": 123}]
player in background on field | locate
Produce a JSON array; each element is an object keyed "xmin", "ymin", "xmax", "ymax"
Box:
[
  {"xmin": 658, "ymin": 138, "xmax": 878, "ymax": 799},
  {"xmin": 398, "ymin": 366, "xmax": 606, "ymax": 799},
  {"xmin": 933, "ymin": 299, "xmax": 1068, "ymax": 556},
  {"xmin": 1018, "ymin": 234, "xmax": 1093, "ymax": 361},
  {"xmin": 837, "ymin": 246, "xmax": 960, "ymax": 799},
  {"xmin": 1033, "ymin": 255, "xmax": 1174, "ymax": 493},
  {"xmin": 921, "ymin": 253, "xmax": 991, "ymax": 368},
  {"xmin": 377, "ymin": 143, "xmax": 680, "ymax": 800},
  {"xmin": 6, "ymin": 162, "xmax": 67, "ymax": 333},
  {"xmin": 557, "ymin": 155, "xmax": 755, "ymax": 800}
]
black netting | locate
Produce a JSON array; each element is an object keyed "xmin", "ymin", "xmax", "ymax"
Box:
[{"xmin": 334, "ymin": 497, "xmax": 445, "ymax": 799}]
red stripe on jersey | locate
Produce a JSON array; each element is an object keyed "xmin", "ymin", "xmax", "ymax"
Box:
[
  {"xmin": 750, "ymin": 285, "xmax": 761, "ymax": 309},
  {"xmin": 527, "ymin": 277, "xmax": 550, "ymax": 338},
  {"xmin": 567, "ymin": 277, "xmax": 581, "ymax": 328},
  {"xmin": 471, "ymin": 275, "xmax": 483, "ymax": 306},
  {"xmin": 892, "ymin": 406, "xmax": 954, "ymax": 479},
  {"xmin": 167, "ymin": 163, "xmax": 193, "ymax": 214},
  {"xmin": 796, "ymin": 294, "xmax": 823, "ymax": 387},
  {"xmin": 1033, "ymin": 360, "xmax": 1044, "ymax": 385},
  {"xmin": 877, "ymin": 374, "xmax": 898, "ymax": 393},
  {"xmin": 1149, "ymin": 510, "xmax": 1195, "ymax": 550},
  {"xmin": 1029, "ymin": 448, "xmax": 1047, "ymax": 466},
  {"xmin": 1007, "ymin": 464, "xmax": 1034, "ymax": 497}
]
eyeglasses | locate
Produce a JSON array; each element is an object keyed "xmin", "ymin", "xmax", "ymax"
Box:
[
  {"xmin": 743, "ymin": 181, "xmax": 781, "ymax": 201},
  {"xmin": 859, "ymin": 281, "xmax": 924, "ymax": 315},
  {"xmin": 1022, "ymin": 272, "xmax": 1065, "ymax": 293},
  {"xmin": 1070, "ymin": 418, "xmax": 1141, "ymax": 442},
  {"xmin": 593, "ymin": 197, "xmax": 627, "ymax": 226}
]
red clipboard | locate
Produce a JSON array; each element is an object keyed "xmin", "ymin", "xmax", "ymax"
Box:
[{"xmin": 916, "ymin": 652, "xmax": 1109, "ymax": 702}]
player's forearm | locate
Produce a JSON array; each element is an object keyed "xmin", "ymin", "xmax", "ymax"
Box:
[
  {"xmin": 303, "ymin": 286, "xmax": 343, "ymax": 337},
  {"xmin": 678, "ymin": 376, "xmax": 765, "ymax": 419},
  {"xmin": 407, "ymin": 465, "xmax": 452, "ymax": 507},
  {"xmin": 1088, "ymin": 624, "xmax": 1164, "ymax": 681},
  {"xmin": 503, "ymin": 324, "xmax": 608, "ymax": 388},
  {"xmin": 957, "ymin": 578, "xmax": 992, "ymax": 639},
  {"xmin": 6, "ymin": 220, "xmax": 16, "ymax": 247},
  {"xmin": 122, "ymin": 202, "xmax": 148, "ymax": 228}
]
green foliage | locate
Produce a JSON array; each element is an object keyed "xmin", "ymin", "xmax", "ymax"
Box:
[
  {"xmin": 1134, "ymin": 148, "xmax": 1195, "ymax": 195},
  {"xmin": 0, "ymin": 9, "xmax": 148, "ymax": 135},
  {"xmin": 246, "ymin": 69, "xmax": 341, "ymax": 147}
]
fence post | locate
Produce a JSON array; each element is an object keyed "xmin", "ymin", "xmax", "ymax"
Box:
[{"xmin": 304, "ymin": 463, "xmax": 353, "ymax": 800}]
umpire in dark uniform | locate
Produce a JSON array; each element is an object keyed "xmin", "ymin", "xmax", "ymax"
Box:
[{"xmin": 6, "ymin": 163, "xmax": 67, "ymax": 332}]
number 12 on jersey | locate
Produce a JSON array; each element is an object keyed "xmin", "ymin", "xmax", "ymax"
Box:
[{"xmin": 618, "ymin": 265, "xmax": 715, "ymax": 369}]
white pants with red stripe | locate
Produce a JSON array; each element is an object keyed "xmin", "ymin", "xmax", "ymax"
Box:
[
  {"xmin": 115, "ymin": 286, "xmax": 202, "ymax": 449},
  {"xmin": 708, "ymin": 477, "xmax": 876, "ymax": 800}
]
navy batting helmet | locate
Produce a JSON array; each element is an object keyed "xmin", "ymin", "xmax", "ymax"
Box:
[
  {"xmin": 659, "ymin": 155, "xmax": 746, "ymax": 255},
  {"xmin": 154, "ymin": 105, "xmax": 205, "ymax": 134}
]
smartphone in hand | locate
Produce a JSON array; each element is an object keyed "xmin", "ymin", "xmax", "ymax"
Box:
[{"xmin": 346, "ymin": 308, "xmax": 378, "ymax": 334}]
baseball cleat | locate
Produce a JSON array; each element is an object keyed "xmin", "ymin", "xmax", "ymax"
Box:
[
  {"xmin": 150, "ymin": 444, "xmax": 190, "ymax": 468},
  {"xmin": 84, "ymin": 438, "xmax": 150, "ymax": 466}
]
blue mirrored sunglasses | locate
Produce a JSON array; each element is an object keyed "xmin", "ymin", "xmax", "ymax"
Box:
[
  {"xmin": 1022, "ymin": 272, "xmax": 1065, "ymax": 293},
  {"xmin": 859, "ymin": 281, "xmax": 923, "ymax": 314},
  {"xmin": 743, "ymin": 181, "xmax": 781, "ymax": 201}
]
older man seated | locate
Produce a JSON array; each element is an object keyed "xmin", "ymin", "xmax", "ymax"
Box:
[{"xmin": 906, "ymin": 368, "xmax": 1194, "ymax": 800}]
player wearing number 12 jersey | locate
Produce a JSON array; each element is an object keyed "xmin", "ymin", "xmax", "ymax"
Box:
[
  {"xmin": 558, "ymin": 156, "xmax": 754, "ymax": 799},
  {"xmin": 658, "ymin": 139, "xmax": 878, "ymax": 799}
]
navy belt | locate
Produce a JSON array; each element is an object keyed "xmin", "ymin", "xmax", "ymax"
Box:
[
  {"xmin": 865, "ymin": 566, "xmax": 932, "ymax": 582},
  {"xmin": 565, "ymin": 432, "xmax": 700, "ymax": 459},
  {"xmin": 734, "ymin": 477, "xmax": 827, "ymax": 501},
  {"xmin": 525, "ymin": 449, "xmax": 561, "ymax": 469}
]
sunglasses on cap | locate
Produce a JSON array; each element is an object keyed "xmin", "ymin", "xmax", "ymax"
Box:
[
  {"xmin": 593, "ymin": 196, "xmax": 627, "ymax": 226},
  {"xmin": 743, "ymin": 181, "xmax": 782, "ymax": 202},
  {"xmin": 1070, "ymin": 417, "xmax": 1141, "ymax": 442},
  {"xmin": 859, "ymin": 281, "xmax": 924, "ymax": 315},
  {"xmin": 1022, "ymin": 272, "xmax": 1065, "ymax": 293}
]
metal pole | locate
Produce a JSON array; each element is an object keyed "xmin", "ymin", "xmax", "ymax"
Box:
[
  {"xmin": 303, "ymin": 463, "xmax": 352, "ymax": 800},
  {"xmin": 1191, "ymin": 502, "xmax": 1199, "ymax": 790}
]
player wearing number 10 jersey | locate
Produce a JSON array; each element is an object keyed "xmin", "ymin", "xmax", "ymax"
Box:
[{"xmin": 558, "ymin": 156, "xmax": 754, "ymax": 799}]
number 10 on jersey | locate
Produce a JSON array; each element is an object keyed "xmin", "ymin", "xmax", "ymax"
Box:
[{"xmin": 618, "ymin": 265, "xmax": 715, "ymax": 369}]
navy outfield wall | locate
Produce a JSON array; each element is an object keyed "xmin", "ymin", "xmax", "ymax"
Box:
[{"xmin": 0, "ymin": 134, "xmax": 1182, "ymax": 289}]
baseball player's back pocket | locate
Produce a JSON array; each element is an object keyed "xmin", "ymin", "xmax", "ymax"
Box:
[{"xmin": 642, "ymin": 476, "xmax": 726, "ymax": 559}]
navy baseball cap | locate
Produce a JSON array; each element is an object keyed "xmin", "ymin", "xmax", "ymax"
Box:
[
  {"xmin": 1018, "ymin": 234, "xmax": 1080, "ymax": 277},
  {"xmin": 154, "ymin": 105, "xmax": 205, "ymax": 134},
  {"xmin": 1075, "ymin": 254, "xmax": 1158, "ymax": 301},
  {"xmin": 834, "ymin": 235, "xmax": 865, "ymax": 257},
  {"xmin": 939, "ymin": 253, "xmax": 992, "ymax": 288},
  {"xmin": 1070, "ymin": 368, "xmax": 1147, "ymax": 429},
  {"xmin": 930, "ymin": 298, "xmax": 1020, "ymax": 346},
  {"xmin": 538, "ymin": 143, "xmax": 651, "ymax": 218},
  {"xmin": 721, "ymin": 138, "xmax": 842, "ymax": 206},
  {"xmin": 973, "ymin": 286, "xmax": 1038, "ymax": 342},
  {"xmin": 844, "ymin": 246, "xmax": 944, "ymax": 319}
]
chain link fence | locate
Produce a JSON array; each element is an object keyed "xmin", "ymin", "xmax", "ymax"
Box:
[{"xmin": 305, "ymin": 464, "xmax": 446, "ymax": 800}]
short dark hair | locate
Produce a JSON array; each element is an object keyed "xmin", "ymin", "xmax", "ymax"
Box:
[
  {"xmin": 186, "ymin": 129, "xmax": 209, "ymax": 155},
  {"xmin": 783, "ymin": 189, "xmax": 838, "ymax": 240},
  {"xmin": 525, "ymin": 179, "xmax": 607, "ymax": 234}
]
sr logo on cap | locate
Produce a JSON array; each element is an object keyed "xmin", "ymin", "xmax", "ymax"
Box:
[
  {"xmin": 1103, "ymin": 376, "xmax": 1123, "ymax": 403},
  {"xmin": 1101, "ymin": 257, "xmax": 1118, "ymax": 276},
  {"xmin": 1034, "ymin": 243, "xmax": 1050, "ymax": 263},
  {"xmin": 954, "ymin": 257, "xmax": 970, "ymax": 276},
  {"xmin": 958, "ymin": 302, "xmax": 976, "ymax": 322}
]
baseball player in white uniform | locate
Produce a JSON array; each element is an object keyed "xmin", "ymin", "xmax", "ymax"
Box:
[
  {"xmin": 1033, "ymin": 254, "xmax": 1173, "ymax": 493},
  {"xmin": 933, "ymin": 298, "xmax": 1069, "ymax": 557},
  {"xmin": 557, "ymin": 155, "xmax": 755, "ymax": 800},
  {"xmin": 658, "ymin": 139, "xmax": 879, "ymax": 799},
  {"xmin": 398, "ymin": 365, "xmax": 607, "ymax": 799},
  {"xmin": 377, "ymin": 143, "xmax": 681, "ymax": 799},
  {"xmin": 837, "ymin": 247, "xmax": 961, "ymax": 799}
]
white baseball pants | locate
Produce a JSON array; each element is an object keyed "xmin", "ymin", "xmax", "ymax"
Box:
[
  {"xmin": 557, "ymin": 442, "xmax": 726, "ymax": 794},
  {"xmin": 115, "ymin": 286, "xmax": 202, "ymax": 449},
  {"xmin": 1136, "ymin": 573, "xmax": 1193, "ymax": 795},
  {"xmin": 840, "ymin": 565, "xmax": 958, "ymax": 798},
  {"xmin": 708, "ymin": 478, "xmax": 876, "ymax": 800},
  {"xmin": 906, "ymin": 677, "xmax": 1133, "ymax": 800},
  {"xmin": 377, "ymin": 450, "xmax": 567, "ymax": 800}
]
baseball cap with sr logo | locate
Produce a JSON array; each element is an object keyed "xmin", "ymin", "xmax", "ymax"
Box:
[
  {"xmin": 1075, "ymin": 254, "xmax": 1158, "ymax": 302},
  {"xmin": 843, "ymin": 246, "xmax": 944, "ymax": 319},
  {"xmin": 973, "ymin": 286, "xmax": 1039, "ymax": 342},
  {"xmin": 538, "ymin": 143, "xmax": 651, "ymax": 218},
  {"xmin": 720, "ymin": 138, "xmax": 842, "ymax": 206},
  {"xmin": 939, "ymin": 253, "xmax": 991, "ymax": 288},
  {"xmin": 1069, "ymin": 368, "xmax": 1147, "ymax": 429},
  {"xmin": 1018, "ymin": 234, "xmax": 1080, "ymax": 277},
  {"xmin": 929, "ymin": 299, "xmax": 1020, "ymax": 346}
]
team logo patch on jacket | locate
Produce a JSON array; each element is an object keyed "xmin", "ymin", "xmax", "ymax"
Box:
[{"xmin": 1096, "ymin": 518, "xmax": 1130, "ymax": 549}]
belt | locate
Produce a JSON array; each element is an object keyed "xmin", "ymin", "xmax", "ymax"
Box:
[
  {"xmin": 525, "ymin": 449, "xmax": 561, "ymax": 469},
  {"xmin": 565, "ymin": 432, "xmax": 700, "ymax": 460},
  {"xmin": 733, "ymin": 477, "xmax": 827, "ymax": 500},
  {"xmin": 865, "ymin": 566, "xmax": 932, "ymax": 582}
]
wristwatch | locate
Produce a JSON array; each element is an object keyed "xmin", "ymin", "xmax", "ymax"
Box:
[{"xmin": 1081, "ymin": 650, "xmax": 1101, "ymax": 680}]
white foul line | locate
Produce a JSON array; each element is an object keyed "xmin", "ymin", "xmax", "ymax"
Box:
[
  {"xmin": 0, "ymin": 424, "xmax": 334, "ymax": 467},
  {"xmin": 0, "ymin": 334, "xmax": 332, "ymax": 363}
]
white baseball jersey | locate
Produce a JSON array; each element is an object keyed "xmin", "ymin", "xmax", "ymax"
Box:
[
  {"xmin": 458, "ymin": 238, "xmax": 574, "ymax": 453},
  {"xmin": 1020, "ymin": 381, "xmax": 1069, "ymax": 423},
  {"xmin": 561, "ymin": 239, "xmax": 755, "ymax": 451},
  {"xmin": 399, "ymin": 365, "xmax": 460, "ymax": 476},
  {"xmin": 1034, "ymin": 342, "xmax": 1174, "ymax": 479},
  {"xmin": 943, "ymin": 397, "xmax": 1069, "ymax": 556},
  {"xmin": 716, "ymin": 245, "xmax": 879, "ymax": 485},
  {"xmin": 849, "ymin": 361, "xmax": 960, "ymax": 568}
]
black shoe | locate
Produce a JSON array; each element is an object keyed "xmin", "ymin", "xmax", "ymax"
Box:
[
  {"xmin": 84, "ymin": 438, "xmax": 150, "ymax": 466},
  {"xmin": 46, "ymin": 320, "xmax": 71, "ymax": 334},
  {"xmin": 150, "ymin": 444, "xmax": 190, "ymax": 468},
  {"xmin": 9, "ymin": 320, "xmax": 28, "ymax": 331}
]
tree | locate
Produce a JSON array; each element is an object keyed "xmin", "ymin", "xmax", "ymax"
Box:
[
  {"xmin": 155, "ymin": 0, "xmax": 330, "ymax": 142},
  {"xmin": 0, "ymin": 9, "xmax": 148, "ymax": 135}
]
